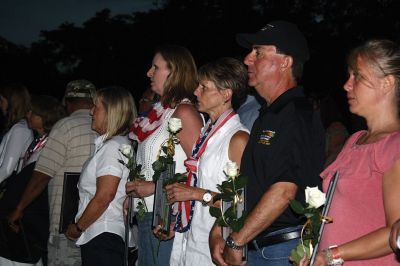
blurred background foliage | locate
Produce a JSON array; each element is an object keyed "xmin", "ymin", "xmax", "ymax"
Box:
[{"xmin": 0, "ymin": 0, "xmax": 399, "ymax": 105}]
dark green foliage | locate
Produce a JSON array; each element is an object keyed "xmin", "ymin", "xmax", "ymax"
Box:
[{"xmin": 2, "ymin": 0, "xmax": 400, "ymax": 102}]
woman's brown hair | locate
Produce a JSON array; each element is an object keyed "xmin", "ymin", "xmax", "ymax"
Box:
[
  {"xmin": 155, "ymin": 45, "xmax": 198, "ymax": 107},
  {"xmin": 0, "ymin": 83, "xmax": 31, "ymax": 130}
]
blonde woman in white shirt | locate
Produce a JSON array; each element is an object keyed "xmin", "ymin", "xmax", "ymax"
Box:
[{"xmin": 65, "ymin": 86, "xmax": 137, "ymax": 266}]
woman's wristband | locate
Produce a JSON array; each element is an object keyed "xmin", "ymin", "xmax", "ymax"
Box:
[{"xmin": 325, "ymin": 245, "xmax": 344, "ymax": 266}]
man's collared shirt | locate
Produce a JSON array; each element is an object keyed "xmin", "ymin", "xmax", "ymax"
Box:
[
  {"xmin": 242, "ymin": 86, "xmax": 325, "ymax": 238},
  {"xmin": 35, "ymin": 109, "xmax": 97, "ymax": 237}
]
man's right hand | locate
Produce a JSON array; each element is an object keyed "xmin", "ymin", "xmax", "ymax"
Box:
[
  {"xmin": 209, "ymin": 223, "xmax": 228, "ymax": 266},
  {"xmin": 7, "ymin": 208, "xmax": 23, "ymax": 232}
]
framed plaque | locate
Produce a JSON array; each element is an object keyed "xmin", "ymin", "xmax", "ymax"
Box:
[
  {"xmin": 152, "ymin": 163, "xmax": 175, "ymax": 234},
  {"xmin": 309, "ymin": 171, "xmax": 340, "ymax": 265},
  {"xmin": 59, "ymin": 172, "xmax": 80, "ymax": 234}
]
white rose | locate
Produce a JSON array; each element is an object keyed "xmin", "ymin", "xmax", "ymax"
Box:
[
  {"xmin": 120, "ymin": 144, "xmax": 133, "ymax": 157},
  {"xmin": 305, "ymin": 186, "xmax": 326, "ymax": 208},
  {"xmin": 225, "ymin": 161, "xmax": 238, "ymax": 177},
  {"xmin": 169, "ymin": 118, "xmax": 182, "ymax": 133}
]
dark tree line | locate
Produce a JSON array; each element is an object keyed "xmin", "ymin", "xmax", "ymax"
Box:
[{"xmin": 0, "ymin": 0, "xmax": 400, "ymax": 103}]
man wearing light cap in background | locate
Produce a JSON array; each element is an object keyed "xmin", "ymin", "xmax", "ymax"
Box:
[
  {"xmin": 9, "ymin": 79, "xmax": 98, "ymax": 266},
  {"xmin": 209, "ymin": 21, "xmax": 325, "ymax": 266}
]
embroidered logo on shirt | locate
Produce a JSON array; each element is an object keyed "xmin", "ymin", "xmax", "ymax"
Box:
[
  {"xmin": 258, "ymin": 130, "xmax": 276, "ymax": 145},
  {"xmin": 261, "ymin": 24, "xmax": 274, "ymax": 31}
]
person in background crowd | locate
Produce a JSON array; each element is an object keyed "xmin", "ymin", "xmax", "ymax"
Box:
[
  {"xmin": 310, "ymin": 94, "xmax": 349, "ymax": 167},
  {"xmin": 126, "ymin": 45, "xmax": 203, "ymax": 266},
  {"xmin": 155, "ymin": 57, "xmax": 249, "ymax": 265},
  {"xmin": 0, "ymin": 107, "xmax": 7, "ymax": 142},
  {"xmin": 309, "ymin": 39, "xmax": 400, "ymax": 266},
  {"xmin": 65, "ymin": 86, "xmax": 137, "ymax": 266},
  {"xmin": 8, "ymin": 79, "xmax": 98, "ymax": 266},
  {"xmin": 209, "ymin": 20, "xmax": 325, "ymax": 266},
  {"xmin": 138, "ymin": 87, "xmax": 158, "ymax": 117},
  {"xmin": 236, "ymin": 87, "xmax": 263, "ymax": 131},
  {"xmin": 0, "ymin": 84, "xmax": 33, "ymax": 183},
  {"xmin": 0, "ymin": 95, "xmax": 66, "ymax": 266}
]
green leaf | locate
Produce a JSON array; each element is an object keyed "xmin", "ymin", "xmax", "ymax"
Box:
[
  {"xmin": 231, "ymin": 220, "xmax": 241, "ymax": 232},
  {"xmin": 290, "ymin": 200, "xmax": 305, "ymax": 214},
  {"xmin": 220, "ymin": 180, "xmax": 233, "ymax": 190},
  {"xmin": 234, "ymin": 174, "xmax": 247, "ymax": 189},
  {"xmin": 153, "ymin": 171, "xmax": 161, "ymax": 181},
  {"xmin": 163, "ymin": 172, "xmax": 187, "ymax": 186},
  {"xmin": 152, "ymin": 160, "xmax": 165, "ymax": 172},
  {"xmin": 128, "ymin": 172, "xmax": 136, "ymax": 182},
  {"xmin": 218, "ymin": 192, "xmax": 236, "ymax": 201},
  {"xmin": 136, "ymin": 200, "xmax": 147, "ymax": 220},
  {"xmin": 224, "ymin": 206, "xmax": 236, "ymax": 219},
  {"xmin": 209, "ymin": 206, "xmax": 222, "ymax": 218},
  {"xmin": 290, "ymin": 240, "xmax": 312, "ymax": 265},
  {"xmin": 217, "ymin": 216, "xmax": 229, "ymax": 227},
  {"xmin": 174, "ymin": 173, "xmax": 187, "ymax": 183},
  {"xmin": 212, "ymin": 194, "xmax": 222, "ymax": 202},
  {"xmin": 165, "ymin": 157, "xmax": 174, "ymax": 164},
  {"xmin": 290, "ymin": 245, "xmax": 302, "ymax": 264}
]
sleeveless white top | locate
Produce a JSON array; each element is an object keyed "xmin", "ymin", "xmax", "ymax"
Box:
[
  {"xmin": 135, "ymin": 106, "xmax": 187, "ymax": 211},
  {"xmin": 170, "ymin": 114, "xmax": 248, "ymax": 265}
]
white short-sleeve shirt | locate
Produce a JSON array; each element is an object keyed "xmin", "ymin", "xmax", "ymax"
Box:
[{"xmin": 75, "ymin": 134, "xmax": 130, "ymax": 246}]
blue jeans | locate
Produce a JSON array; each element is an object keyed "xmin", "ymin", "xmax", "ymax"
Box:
[
  {"xmin": 247, "ymin": 226, "xmax": 302, "ymax": 266},
  {"xmin": 137, "ymin": 212, "xmax": 173, "ymax": 266}
]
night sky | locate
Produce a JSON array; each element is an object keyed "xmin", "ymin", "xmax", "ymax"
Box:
[{"xmin": 0, "ymin": 0, "xmax": 155, "ymax": 46}]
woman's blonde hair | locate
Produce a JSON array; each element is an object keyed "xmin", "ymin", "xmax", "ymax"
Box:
[
  {"xmin": 155, "ymin": 45, "xmax": 198, "ymax": 107},
  {"xmin": 95, "ymin": 86, "xmax": 137, "ymax": 140},
  {"xmin": 0, "ymin": 83, "xmax": 31, "ymax": 130}
]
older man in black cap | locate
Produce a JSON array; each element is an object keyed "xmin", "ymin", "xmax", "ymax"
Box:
[
  {"xmin": 210, "ymin": 20, "xmax": 325, "ymax": 266},
  {"xmin": 9, "ymin": 79, "xmax": 98, "ymax": 266}
]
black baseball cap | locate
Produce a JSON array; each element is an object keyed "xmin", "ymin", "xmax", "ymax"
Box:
[{"xmin": 236, "ymin": 20, "xmax": 310, "ymax": 62}]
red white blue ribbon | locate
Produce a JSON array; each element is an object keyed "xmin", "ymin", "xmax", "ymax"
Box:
[
  {"xmin": 174, "ymin": 109, "xmax": 236, "ymax": 232},
  {"xmin": 129, "ymin": 102, "xmax": 170, "ymax": 143}
]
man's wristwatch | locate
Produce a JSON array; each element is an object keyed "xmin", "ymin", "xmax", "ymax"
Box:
[
  {"xmin": 225, "ymin": 236, "xmax": 244, "ymax": 250},
  {"xmin": 201, "ymin": 190, "xmax": 213, "ymax": 206}
]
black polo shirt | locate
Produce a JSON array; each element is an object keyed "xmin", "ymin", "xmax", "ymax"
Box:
[{"xmin": 242, "ymin": 86, "xmax": 325, "ymax": 239}]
